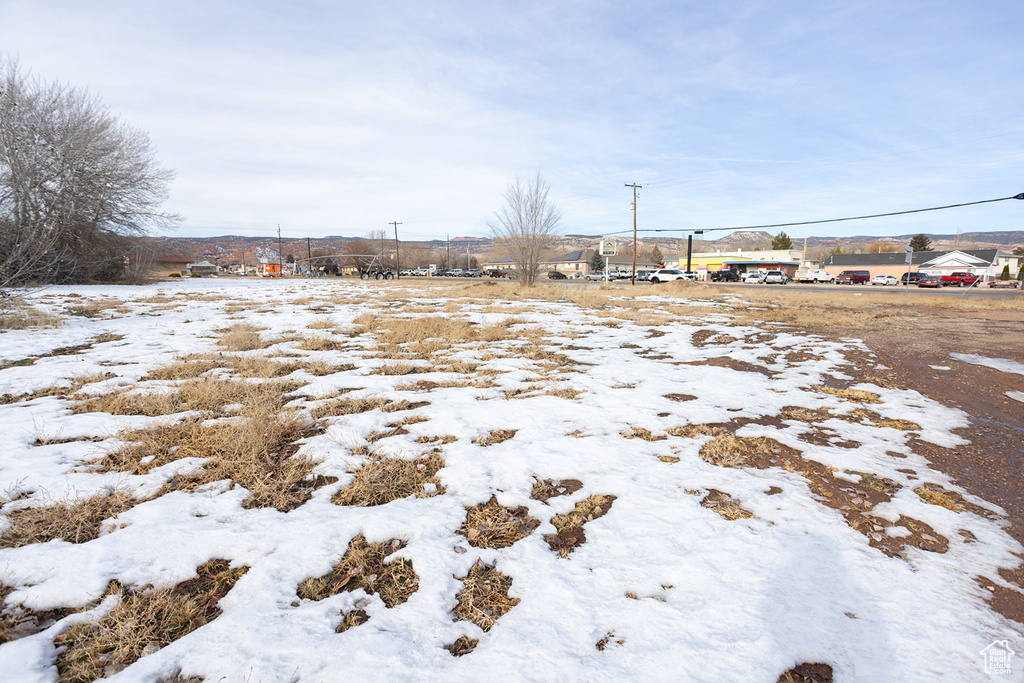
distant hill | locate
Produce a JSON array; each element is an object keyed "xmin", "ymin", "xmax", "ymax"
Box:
[{"xmin": 153, "ymin": 228, "xmax": 1024, "ymax": 263}]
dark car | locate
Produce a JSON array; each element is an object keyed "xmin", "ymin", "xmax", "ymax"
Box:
[
  {"xmin": 901, "ymin": 272, "xmax": 923, "ymax": 285},
  {"xmin": 917, "ymin": 275, "xmax": 942, "ymax": 288},
  {"xmin": 835, "ymin": 270, "xmax": 870, "ymax": 285},
  {"xmin": 547, "ymin": 271, "xmax": 567, "ymax": 280},
  {"xmin": 711, "ymin": 268, "xmax": 741, "ymax": 282}
]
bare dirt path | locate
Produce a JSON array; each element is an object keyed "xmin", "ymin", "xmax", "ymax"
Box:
[{"xmin": 819, "ymin": 309, "xmax": 1024, "ymax": 624}]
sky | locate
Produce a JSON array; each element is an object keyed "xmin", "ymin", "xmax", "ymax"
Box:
[{"xmin": 2, "ymin": 0, "xmax": 1024, "ymax": 242}]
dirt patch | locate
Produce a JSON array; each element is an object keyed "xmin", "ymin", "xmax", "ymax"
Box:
[
  {"xmin": 530, "ymin": 477, "xmax": 583, "ymax": 502},
  {"xmin": 817, "ymin": 311, "xmax": 1024, "ymax": 623}
]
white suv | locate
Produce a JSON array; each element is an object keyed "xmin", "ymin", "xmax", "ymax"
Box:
[
  {"xmin": 764, "ymin": 270, "xmax": 788, "ymax": 284},
  {"xmin": 648, "ymin": 269, "xmax": 696, "ymax": 283}
]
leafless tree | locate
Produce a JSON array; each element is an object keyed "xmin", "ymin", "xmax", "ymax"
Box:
[
  {"xmin": 487, "ymin": 173, "xmax": 562, "ymax": 286},
  {"xmin": 1, "ymin": 57, "xmax": 180, "ymax": 289}
]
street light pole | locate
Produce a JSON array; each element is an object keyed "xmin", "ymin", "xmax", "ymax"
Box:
[{"xmin": 625, "ymin": 182, "xmax": 642, "ymax": 285}]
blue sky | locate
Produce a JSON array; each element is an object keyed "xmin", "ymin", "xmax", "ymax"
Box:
[{"xmin": 3, "ymin": 0, "xmax": 1023, "ymax": 241}]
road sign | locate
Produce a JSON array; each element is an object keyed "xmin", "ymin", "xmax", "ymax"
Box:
[{"xmin": 599, "ymin": 240, "xmax": 617, "ymax": 256}]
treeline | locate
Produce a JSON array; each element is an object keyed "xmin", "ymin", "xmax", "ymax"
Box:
[{"xmin": 0, "ymin": 58, "xmax": 178, "ymax": 288}]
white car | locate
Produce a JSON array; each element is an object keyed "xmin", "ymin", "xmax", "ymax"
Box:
[
  {"xmin": 648, "ymin": 269, "xmax": 696, "ymax": 283},
  {"xmin": 743, "ymin": 271, "xmax": 766, "ymax": 284},
  {"xmin": 871, "ymin": 274, "xmax": 899, "ymax": 286},
  {"xmin": 764, "ymin": 270, "xmax": 788, "ymax": 284}
]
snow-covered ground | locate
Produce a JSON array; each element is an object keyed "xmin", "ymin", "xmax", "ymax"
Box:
[{"xmin": 1, "ymin": 279, "xmax": 1021, "ymax": 682}]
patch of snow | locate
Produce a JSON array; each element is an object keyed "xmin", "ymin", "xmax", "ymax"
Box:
[
  {"xmin": 950, "ymin": 353, "xmax": 1024, "ymax": 377},
  {"xmin": 0, "ymin": 280, "xmax": 1020, "ymax": 682}
]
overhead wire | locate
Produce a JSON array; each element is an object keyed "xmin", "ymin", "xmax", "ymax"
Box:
[{"xmin": 601, "ymin": 192, "xmax": 1024, "ymax": 236}]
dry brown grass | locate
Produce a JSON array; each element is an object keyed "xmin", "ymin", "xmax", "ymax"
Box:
[
  {"xmin": 458, "ymin": 496, "xmax": 539, "ymax": 549},
  {"xmin": 620, "ymin": 426, "xmax": 667, "ymax": 441},
  {"xmin": 296, "ymin": 535, "xmax": 418, "ymax": 609},
  {"xmin": 697, "ymin": 434, "xmax": 782, "ymax": 468},
  {"xmin": 215, "ymin": 323, "xmax": 270, "ymax": 351},
  {"xmin": 332, "ymin": 452, "xmax": 445, "ymax": 507},
  {"xmin": 74, "ymin": 378, "xmax": 303, "ymax": 417},
  {"xmin": 814, "ymin": 386, "xmax": 882, "ymax": 404},
  {"xmin": 472, "ymin": 429, "xmax": 518, "ymax": 447},
  {"xmin": 700, "ymin": 489, "xmax": 755, "ymax": 520},
  {"xmin": 297, "ymin": 335, "xmax": 348, "ymax": 352},
  {"xmin": 310, "ymin": 396, "xmax": 428, "ymax": 420},
  {"xmin": 843, "ymin": 408, "xmax": 920, "ymax": 431},
  {"xmin": 546, "ymin": 494, "xmax": 616, "ymax": 558},
  {"xmin": 451, "ymin": 560, "xmax": 520, "ymax": 632},
  {"xmin": 54, "ymin": 559, "xmax": 247, "ymax": 682},
  {"xmin": 0, "ymin": 489, "xmax": 136, "ymax": 549},
  {"xmin": 0, "ymin": 297, "xmax": 62, "ymax": 329},
  {"xmin": 98, "ymin": 397, "xmax": 329, "ymax": 511},
  {"xmin": 65, "ymin": 299, "xmax": 130, "ymax": 319},
  {"xmin": 915, "ymin": 485, "xmax": 964, "ymax": 512},
  {"xmin": 372, "ymin": 361, "xmax": 429, "ymax": 376},
  {"xmin": 666, "ymin": 424, "xmax": 728, "ymax": 439},
  {"xmin": 336, "ymin": 608, "xmax": 370, "ymax": 633},
  {"xmin": 414, "ymin": 434, "xmax": 458, "ymax": 445},
  {"xmin": 444, "ymin": 635, "xmax": 479, "ymax": 657}
]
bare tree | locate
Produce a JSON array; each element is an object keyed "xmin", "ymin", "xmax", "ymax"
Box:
[
  {"xmin": 1, "ymin": 57, "xmax": 179, "ymax": 288},
  {"xmin": 487, "ymin": 173, "xmax": 562, "ymax": 286}
]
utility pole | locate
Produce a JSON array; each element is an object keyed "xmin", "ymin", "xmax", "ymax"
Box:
[
  {"xmin": 390, "ymin": 221, "xmax": 402, "ymax": 279},
  {"xmin": 625, "ymin": 183, "xmax": 642, "ymax": 285},
  {"xmin": 277, "ymin": 224, "xmax": 283, "ymax": 277},
  {"xmin": 446, "ymin": 234, "xmax": 451, "ymax": 270}
]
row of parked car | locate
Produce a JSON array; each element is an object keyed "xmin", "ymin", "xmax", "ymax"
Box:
[{"xmin": 399, "ymin": 268, "xmax": 502, "ymax": 278}]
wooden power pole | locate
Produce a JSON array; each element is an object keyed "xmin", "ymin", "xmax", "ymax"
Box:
[
  {"xmin": 390, "ymin": 221, "xmax": 402, "ymax": 279},
  {"xmin": 625, "ymin": 182, "xmax": 642, "ymax": 285}
]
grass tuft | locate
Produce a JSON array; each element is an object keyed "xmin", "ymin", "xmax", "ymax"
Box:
[
  {"xmin": 54, "ymin": 559, "xmax": 247, "ymax": 682},
  {"xmin": 700, "ymin": 489, "xmax": 755, "ymax": 520},
  {"xmin": 546, "ymin": 494, "xmax": 616, "ymax": 558},
  {"xmin": 472, "ymin": 429, "xmax": 518, "ymax": 447},
  {"xmin": 451, "ymin": 560, "xmax": 519, "ymax": 632},
  {"xmin": 332, "ymin": 452, "xmax": 445, "ymax": 507},
  {"xmin": 458, "ymin": 496, "xmax": 540, "ymax": 548},
  {"xmin": 444, "ymin": 635, "xmax": 479, "ymax": 657},
  {"xmin": 297, "ymin": 535, "xmax": 418, "ymax": 609},
  {"xmin": 0, "ymin": 489, "xmax": 136, "ymax": 549}
]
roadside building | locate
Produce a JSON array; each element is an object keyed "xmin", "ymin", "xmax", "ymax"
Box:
[
  {"xmin": 257, "ymin": 259, "xmax": 283, "ymax": 277},
  {"xmin": 676, "ymin": 249, "xmax": 803, "ymax": 280},
  {"xmin": 186, "ymin": 261, "xmax": 218, "ymax": 276},
  {"xmin": 824, "ymin": 249, "xmax": 1021, "ymax": 281}
]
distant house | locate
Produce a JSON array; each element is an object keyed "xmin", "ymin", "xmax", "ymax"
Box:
[
  {"xmin": 148, "ymin": 254, "xmax": 192, "ymax": 276},
  {"xmin": 186, "ymin": 261, "xmax": 218, "ymax": 276},
  {"xmin": 824, "ymin": 249, "xmax": 1021, "ymax": 280}
]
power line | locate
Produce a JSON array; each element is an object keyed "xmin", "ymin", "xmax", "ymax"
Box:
[{"xmin": 602, "ymin": 192, "xmax": 1024, "ymax": 236}]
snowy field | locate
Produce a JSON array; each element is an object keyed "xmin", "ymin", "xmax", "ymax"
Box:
[{"xmin": 0, "ymin": 278, "xmax": 1021, "ymax": 682}]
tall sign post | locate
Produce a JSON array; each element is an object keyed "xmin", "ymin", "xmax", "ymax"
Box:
[
  {"xmin": 599, "ymin": 239, "xmax": 617, "ymax": 283},
  {"xmin": 904, "ymin": 246, "xmax": 914, "ymax": 294}
]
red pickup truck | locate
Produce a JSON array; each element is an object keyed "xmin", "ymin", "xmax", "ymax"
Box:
[{"xmin": 939, "ymin": 271, "xmax": 982, "ymax": 287}]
